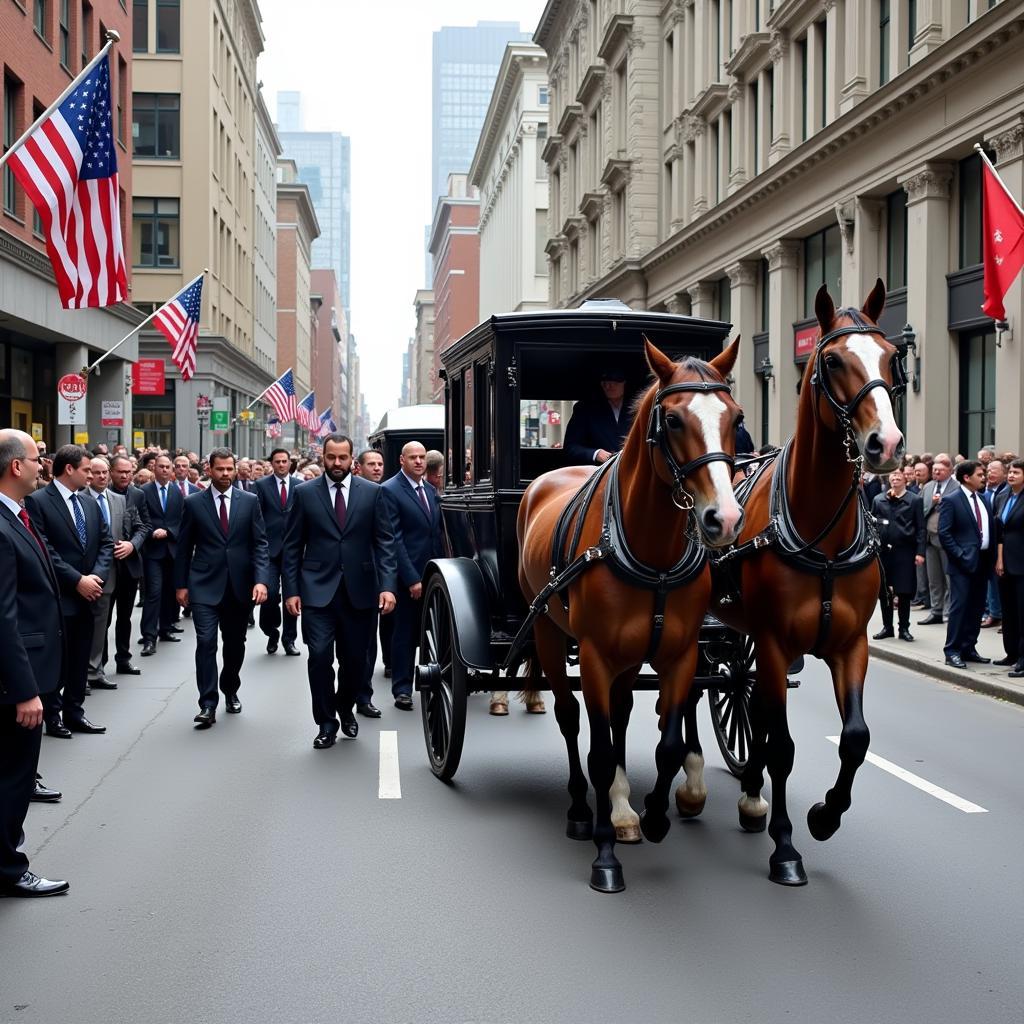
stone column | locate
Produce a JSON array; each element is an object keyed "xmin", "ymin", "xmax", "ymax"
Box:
[
  {"xmin": 898, "ymin": 162, "xmax": 954, "ymax": 454},
  {"xmin": 728, "ymin": 81, "xmax": 747, "ymax": 193},
  {"xmin": 987, "ymin": 119, "xmax": 1024, "ymax": 451},
  {"xmin": 768, "ymin": 31, "xmax": 791, "ymax": 165},
  {"xmin": 909, "ymin": 0, "xmax": 945, "ymax": 63},
  {"xmin": 54, "ymin": 342, "xmax": 89, "ymax": 446},
  {"xmin": 850, "ymin": 197, "xmax": 883, "ymax": 307},
  {"xmin": 687, "ymin": 280, "xmax": 716, "ymax": 320},
  {"xmin": 806, "ymin": 19, "xmax": 824, "ymax": 135},
  {"xmin": 823, "ymin": 0, "xmax": 840, "ymax": 125},
  {"xmin": 840, "ymin": 0, "xmax": 868, "ymax": 113},
  {"xmin": 692, "ymin": 0, "xmax": 706, "ymax": 103},
  {"xmin": 672, "ymin": 16, "xmax": 684, "ymax": 116},
  {"xmin": 762, "ymin": 239, "xmax": 802, "ymax": 443},
  {"xmin": 690, "ymin": 117, "xmax": 707, "ymax": 217},
  {"xmin": 727, "ymin": 260, "xmax": 761, "ymax": 424},
  {"xmin": 85, "ymin": 358, "xmax": 133, "ymax": 451}
]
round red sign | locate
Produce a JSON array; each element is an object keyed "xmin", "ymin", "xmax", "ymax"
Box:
[{"xmin": 57, "ymin": 373, "xmax": 88, "ymax": 401}]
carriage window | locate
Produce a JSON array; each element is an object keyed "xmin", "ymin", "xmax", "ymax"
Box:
[
  {"xmin": 473, "ymin": 361, "xmax": 492, "ymax": 482},
  {"xmin": 463, "ymin": 368, "xmax": 475, "ymax": 485},
  {"xmin": 447, "ymin": 374, "xmax": 464, "ymax": 487},
  {"xmin": 519, "ymin": 400, "xmax": 570, "ymax": 449}
]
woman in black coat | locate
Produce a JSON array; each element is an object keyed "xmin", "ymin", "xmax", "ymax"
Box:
[
  {"xmin": 995, "ymin": 459, "xmax": 1024, "ymax": 675},
  {"xmin": 871, "ymin": 468, "xmax": 926, "ymax": 641}
]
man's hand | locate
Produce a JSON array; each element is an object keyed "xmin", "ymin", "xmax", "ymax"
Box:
[
  {"xmin": 252, "ymin": 583, "xmax": 268, "ymax": 605},
  {"xmin": 285, "ymin": 596, "xmax": 301, "ymax": 617},
  {"xmin": 379, "ymin": 591, "xmax": 396, "ymax": 614},
  {"xmin": 595, "ymin": 449, "xmax": 612, "ymax": 464},
  {"xmin": 152, "ymin": 527, "xmax": 168, "ymax": 540},
  {"xmin": 915, "ymin": 555, "xmax": 925, "ymax": 566},
  {"xmin": 409, "ymin": 581, "xmax": 423, "ymax": 600},
  {"xmin": 113, "ymin": 540, "xmax": 135, "ymax": 559},
  {"xmin": 996, "ymin": 558, "xmax": 1005, "ymax": 577},
  {"xmin": 76, "ymin": 574, "xmax": 103, "ymax": 601},
  {"xmin": 15, "ymin": 696, "xmax": 43, "ymax": 729},
  {"xmin": 932, "ymin": 492, "xmax": 941, "ymax": 504},
  {"xmin": 176, "ymin": 588, "xmax": 189, "ymax": 607}
]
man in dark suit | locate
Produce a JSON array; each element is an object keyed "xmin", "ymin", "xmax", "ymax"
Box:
[
  {"xmin": 254, "ymin": 447, "xmax": 301, "ymax": 656},
  {"xmin": 919, "ymin": 454, "xmax": 954, "ymax": 624},
  {"xmin": 175, "ymin": 448, "xmax": 269, "ymax": 728},
  {"xmin": 283, "ymin": 434, "xmax": 397, "ymax": 748},
  {"xmin": 108, "ymin": 455, "xmax": 151, "ymax": 674},
  {"xmin": 26, "ymin": 444, "xmax": 112, "ymax": 737},
  {"xmin": 172, "ymin": 455, "xmax": 202, "ymax": 500},
  {"xmin": 139, "ymin": 454, "xmax": 186, "ymax": 656},
  {"xmin": 981, "ymin": 459, "xmax": 1008, "ymax": 628},
  {"xmin": 234, "ymin": 458, "xmax": 257, "ymax": 492},
  {"xmin": 381, "ymin": 442, "xmax": 444, "ymax": 711},
  {"xmin": 939, "ymin": 460, "xmax": 995, "ymax": 669},
  {"xmin": 0, "ymin": 430, "xmax": 69, "ymax": 897},
  {"xmin": 356, "ymin": 449, "xmax": 388, "ymax": 713},
  {"xmin": 995, "ymin": 459, "xmax": 1024, "ymax": 676},
  {"xmin": 563, "ymin": 366, "xmax": 635, "ymax": 465}
]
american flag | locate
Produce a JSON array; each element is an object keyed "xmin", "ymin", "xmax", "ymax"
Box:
[
  {"xmin": 316, "ymin": 407, "xmax": 336, "ymax": 439},
  {"xmin": 264, "ymin": 368, "xmax": 297, "ymax": 423},
  {"xmin": 6, "ymin": 53, "xmax": 127, "ymax": 309},
  {"xmin": 265, "ymin": 418, "xmax": 282, "ymax": 439},
  {"xmin": 152, "ymin": 275, "xmax": 203, "ymax": 381},
  {"xmin": 296, "ymin": 391, "xmax": 318, "ymax": 431}
]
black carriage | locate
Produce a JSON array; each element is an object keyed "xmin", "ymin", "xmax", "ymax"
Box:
[
  {"xmin": 414, "ymin": 301, "xmax": 758, "ymax": 781},
  {"xmin": 369, "ymin": 403, "xmax": 445, "ymax": 479}
]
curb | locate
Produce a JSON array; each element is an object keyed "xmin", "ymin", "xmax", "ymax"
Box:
[{"xmin": 868, "ymin": 642, "xmax": 1024, "ymax": 707}]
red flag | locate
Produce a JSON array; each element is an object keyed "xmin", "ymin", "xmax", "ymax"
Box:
[{"xmin": 981, "ymin": 157, "xmax": 1024, "ymax": 321}]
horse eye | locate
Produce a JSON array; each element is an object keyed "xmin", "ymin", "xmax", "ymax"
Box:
[
  {"xmin": 665, "ymin": 413, "xmax": 682, "ymax": 429},
  {"xmin": 824, "ymin": 353, "xmax": 842, "ymax": 370}
]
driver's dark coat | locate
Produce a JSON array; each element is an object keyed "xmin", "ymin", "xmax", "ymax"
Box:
[
  {"xmin": 871, "ymin": 489, "xmax": 925, "ymax": 593},
  {"xmin": 563, "ymin": 397, "xmax": 633, "ymax": 466}
]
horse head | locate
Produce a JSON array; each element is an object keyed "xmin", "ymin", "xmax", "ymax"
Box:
[
  {"xmin": 644, "ymin": 336, "xmax": 744, "ymax": 547},
  {"xmin": 811, "ymin": 279, "xmax": 906, "ymax": 473}
]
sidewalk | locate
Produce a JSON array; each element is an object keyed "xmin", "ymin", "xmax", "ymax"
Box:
[{"xmin": 867, "ymin": 602, "xmax": 1024, "ymax": 707}]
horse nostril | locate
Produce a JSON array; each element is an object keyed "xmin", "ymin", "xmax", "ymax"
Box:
[
  {"xmin": 702, "ymin": 507, "xmax": 722, "ymax": 537},
  {"xmin": 864, "ymin": 432, "xmax": 884, "ymax": 461}
]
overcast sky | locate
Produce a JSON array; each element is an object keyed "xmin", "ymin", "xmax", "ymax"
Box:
[{"xmin": 257, "ymin": 1, "xmax": 547, "ymax": 427}]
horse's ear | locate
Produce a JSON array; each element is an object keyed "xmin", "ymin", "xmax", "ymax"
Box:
[
  {"xmin": 814, "ymin": 283, "xmax": 835, "ymax": 334},
  {"xmin": 644, "ymin": 336, "xmax": 676, "ymax": 385},
  {"xmin": 862, "ymin": 277, "xmax": 886, "ymax": 323},
  {"xmin": 710, "ymin": 335, "xmax": 740, "ymax": 379}
]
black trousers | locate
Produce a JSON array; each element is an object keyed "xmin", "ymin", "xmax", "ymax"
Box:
[
  {"xmin": 360, "ymin": 610, "xmax": 380, "ymax": 706},
  {"xmin": 190, "ymin": 589, "xmax": 250, "ymax": 710},
  {"xmin": 107, "ymin": 565, "xmax": 141, "ymax": 667},
  {"xmin": 0, "ymin": 704, "xmax": 42, "ymax": 884},
  {"xmin": 944, "ymin": 566, "xmax": 990, "ymax": 659},
  {"xmin": 390, "ymin": 592, "xmax": 421, "ymax": 698},
  {"xmin": 379, "ymin": 612, "xmax": 394, "ymax": 670},
  {"xmin": 879, "ymin": 589, "xmax": 912, "ymax": 631},
  {"xmin": 302, "ymin": 580, "xmax": 374, "ymax": 726},
  {"xmin": 141, "ymin": 554, "xmax": 178, "ymax": 642},
  {"xmin": 997, "ymin": 572, "xmax": 1024, "ymax": 663},
  {"xmin": 259, "ymin": 553, "xmax": 297, "ymax": 644},
  {"xmin": 42, "ymin": 606, "xmax": 92, "ymax": 723}
]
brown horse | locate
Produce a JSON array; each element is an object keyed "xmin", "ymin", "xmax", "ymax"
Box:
[
  {"xmin": 517, "ymin": 338, "xmax": 743, "ymax": 893},
  {"xmin": 698, "ymin": 279, "xmax": 905, "ymax": 885}
]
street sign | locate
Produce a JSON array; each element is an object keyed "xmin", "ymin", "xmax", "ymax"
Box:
[
  {"xmin": 58, "ymin": 374, "xmax": 88, "ymax": 402},
  {"xmin": 209, "ymin": 396, "xmax": 230, "ymax": 433},
  {"xmin": 74, "ymin": 431, "xmax": 89, "ymax": 445},
  {"xmin": 101, "ymin": 400, "xmax": 124, "ymax": 427},
  {"xmin": 31, "ymin": 422, "xmax": 43, "ymax": 441},
  {"xmin": 132, "ymin": 360, "xmax": 165, "ymax": 395},
  {"xmin": 196, "ymin": 394, "xmax": 213, "ymax": 424},
  {"xmin": 132, "ymin": 430, "xmax": 145, "ymax": 450},
  {"xmin": 57, "ymin": 373, "xmax": 87, "ymax": 426}
]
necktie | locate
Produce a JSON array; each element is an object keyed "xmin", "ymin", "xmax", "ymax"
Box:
[
  {"xmin": 160, "ymin": 485, "xmax": 167, "ymax": 511},
  {"xmin": 1003, "ymin": 494, "xmax": 1018, "ymax": 523},
  {"xmin": 180, "ymin": 481, "xmax": 187, "ymax": 497},
  {"xmin": 18, "ymin": 507, "xmax": 48, "ymax": 559},
  {"xmin": 972, "ymin": 493, "xmax": 983, "ymax": 538},
  {"xmin": 70, "ymin": 493, "xmax": 87, "ymax": 546},
  {"xmin": 334, "ymin": 483, "xmax": 347, "ymax": 531},
  {"xmin": 219, "ymin": 494, "xmax": 229, "ymax": 536},
  {"xmin": 417, "ymin": 485, "xmax": 430, "ymax": 517},
  {"xmin": 98, "ymin": 492, "xmax": 110, "ymax": 529},
  {"xmin": 280, "ymin": 479, "xmax": 288, "ymax": 509}
]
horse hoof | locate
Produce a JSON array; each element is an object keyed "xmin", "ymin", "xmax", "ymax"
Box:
[
  {"xmin": 675, "ymin": 791, "xmax": 707, "ymax": 819},
  {"xmin": 639, "ymin": 810, "xmax": 670, "ymax": 844},
  {"xmin": 589, "ymin": 865, "xmax": 625, "ymax": 894},
  {"xmin": 739, "ymin": 809, "xmax": 767, "ymax": 833},
  {"xmin": 769, "ymin": 859, "xmax": 808, "ymax": 886},
  {"xmin": 615, "ymin": 823, "xmax": 642, "ymax": 844},
  {"xmin": 565, "ymin": 819, "xmax": 594, "ymax": 841},
  {"xmin": 807, "ymin": 802, "xmax": 839, "ymax": 842}
]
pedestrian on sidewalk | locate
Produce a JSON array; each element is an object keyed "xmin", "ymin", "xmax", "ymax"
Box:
[
  {"xmin": 994, "ymin": 459, "xmax": 1024, "ymax": 677},
  {"xmin": 919, "ymin": 454, "xmax": 954, "ymax": 626},
  {"xmin": 981, "ymin": 459, "xmax": 1008, "ymax": 628},
  {"xmin": 872, "ymin": 468, "xmax": 925, "ymax": 642}
]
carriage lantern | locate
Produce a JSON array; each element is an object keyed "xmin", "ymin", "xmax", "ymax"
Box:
[
  {"xmin": 758, "ymin": 355, "xmax": 774, "ymax": 381},
  {"xmin": 900, "ymin": 323, "xmax": 920, "ymax": 393}
]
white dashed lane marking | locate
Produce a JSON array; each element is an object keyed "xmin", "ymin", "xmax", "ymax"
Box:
[{"xmin": 378, "ymin": 730, "xmax": 402, "ymax": 799}]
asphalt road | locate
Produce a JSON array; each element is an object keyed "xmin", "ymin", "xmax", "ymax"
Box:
[{"xmin": 2, "ymin": 616, "xmax": 1022, "ymax": 1024}]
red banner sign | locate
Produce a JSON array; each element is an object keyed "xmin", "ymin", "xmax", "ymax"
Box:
[
  {"xmin": 794, "ymin": 324, "xmax": 818, "ymax": 361},
  {"xmin": 57, "ymin": 373, "xmax": 88, "ymax": 401},
  {"xmin": 132, "ymin": 359, "xmax": 166, "ymax": 396}
]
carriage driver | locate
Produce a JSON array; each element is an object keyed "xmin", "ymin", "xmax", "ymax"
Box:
[{"xmin": 563, "ymin": 365, "xmax": 636, "ymax": 466}]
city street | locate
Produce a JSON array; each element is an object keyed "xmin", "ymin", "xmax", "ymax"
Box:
[{"xmin": 3, "ymin": 616, "xmax": 1022, "ymax": 1024}]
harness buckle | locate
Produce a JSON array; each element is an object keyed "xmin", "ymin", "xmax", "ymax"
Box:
[
  {"xmin": 584, "ymin": 546, "xmax": 603, "ymax": 562},
  {"xmin": 653, "ymin": 614, "xmax": 665, "ymax": 628},
  {"xmin": 753, "ymin": 532, "xmax": 771, "ymax": 550},
  {"xmin": 822, "ymin": 600, "xmax": 833, "ymax": 614}
]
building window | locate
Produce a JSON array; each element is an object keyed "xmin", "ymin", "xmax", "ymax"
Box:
[
  {"xmin": 3, "ymin": 77, "xmax": 21, "ymax": 217},
  {"xmin": 750, "ymin": 80, "xmax": 759, "ymax": 176},
  {"xmin": 803, "ymin": 224, "xmax": 841, "ymax": 316},
  {"xmin": 879, "ymin": 0, "xmax": 891, "ymax": 85},
  {"xmin": 536, "ymin": 124, "xmax": 548, "ymax": 179},
  {"xmin": 909, "ymin": 0, "xmax": 918, "ymax": 49},
  {"xmin": 538, "ymin": 85, "xmax": 548, "ymax": 106},
  {"xmin": 156, "ymin": 0, "xmax": 180, "ymax": 53},
  {"xmin": 82, "ymin": 1, "xmax": 92, "ymax": 68},
  {"xmin": 133, "ymin": 93, "xmax": 180, "ymax": 158},
  {"xmin": 59, "ymin": 0, "xmax": 70, "ymax": 68},
  {"xmin": 535, "ymin": 209, "xmax": 548, "ymax": 276},
  {"xmin": 798, "ymin": 37, "xmax": 808, "ymax": 142},
  {"xmin": 133, "ymin": 0, "xmax": 148, "ymax": 52},
  {"xmin": 759, "ymin": 258, "xmax": 769, "ymax": 331},
  {"xmin": 959, "ymin": 151, "xmax": 988, "ymax": 268},
  {"xmin": 34, "ymin": 0, "xmax": 47, "ymax": 40},
  {"xmin": 132, "ymin": 197, "xmax": 180, "ymax": 267},
  {"xmin": 959, "ymin": 329, "xmax": 996, "ymax": 455},
  {"xmin": 717, "ymin": 276, "xmax": 731, "ymax": 324},
  {"xmin": 817, "ymin": 19, "xmax": 828, "ymax": 127},
  {"xmin": 615, "ymin": 61, "xmax": 627, "ymax": 152},
  {"xmin": 886, "ymin": 189, "xmax": 908, "ymax": 290}
]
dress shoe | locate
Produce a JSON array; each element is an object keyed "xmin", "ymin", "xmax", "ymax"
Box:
[
  {"xmin": 116, "ymin": 662, "xmax": 142, "ymax": 675},
  {"xmin": 918, "ymin": 613, "xmax": 943, "ymax": 625},
  {"xmin": 169, "ymin": 624, "xmax": 184, "ymax": 633},
  {"xmin": 394, "ymin": 694, "xmax": 414, "ymax": 711},
  {"xmin": 356, "ymin": 702, "xmax": 382, "ymax": 718},
  {"xmin": 993, "ymin": 655, "xmax": 1016, "ymax": 666},
  {"xmin": 0, "ymin": 871, "xmax": 69, "ymax": 898},
  {"xmin": 89, "ymin": 677, "xmax": 118, "ymax": 690},
  {"xmin": 340, "ymin": 712, "xmax": 359, "ymax": 739},
  {"xmin": 158, "ymin": 632, "xmax": 181, "ymax": 643},
  {"xmin": 963, "ymin": 651, "xmax": 991, "ymax": 664},
  {"xmin": 1008, "ymin": 663, "xmax": 1024, "ymax": 678},
  {"xmin": 980, "ymin": 616, "xmax": 1001, "ymax": 628},
  {"xmin": 66, "ymin": 716, "xmax": 106, "ymax": 734},
  {"xmin": 225, "ymin": 694, "xmax": 242, "ymax": 714},
  {"xmin": 31, "ymin": 780, "xmax": 62, "ymax": 803},
  {"xmin": 45, "ymin": 719, "xmax": 72, "ymax": 739},
  {"xmin": 140, "ymin": 641, "xmax": 157, "ymax": 657},
  {"xmin": 898, "ymin": 629, "xmax": 914, "ymax": 642},
  {"xmin": 313, "ymin": 721, "xmax": 338, "ymax": 749},
  {"xmin": 945, "ymin": 654, "xmax": 967, "ymax": 669},
  {"xmin": 266, "ymin": 636, "xmax": 279, "ymax": 654},
  {"xmin": 194, "ymin": 707, "xmax": 216, "ymax": 729},
  {"xmin": 283, "ymin": 640, "xmax": 300, "ymax": 656},
  {"xmin": 383, "ymin": 667, "xmax": 392, "ymax": 678},
  {"xmin": 910, "ymin": 600, "xmax": 928, "ymax": 609},
  {"xmin": 872, "ymin": 628, "xmax": 895, "ymax": 640},
  {"xmin": 183, "ymin": 607, "xmax": 192, "ymax": 618}
]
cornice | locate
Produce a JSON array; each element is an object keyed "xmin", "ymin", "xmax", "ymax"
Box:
[
  {"xmin": 725, "ymin": 31, "xmax": 771, "ymax": 80},
  {"xmin": 580, "ymin": 190, "xmax": 605, "ymax": 221},
  {"xmin": 577, "ymin": 64, "xmax": 607, "ymax": 109},
  {"xmin": 557, "ymin": 102, "xmax": 585, "ymax": 138},
  {"xmin": 601, "ymin": 157, "xmax": 633, "ymax": 193},
  {"xmin": 761, "ymin": 239, "xmax": 801, "ymax": 271},
  {"xmin": 542, "ymin": 132, "xmax": 563, "ymax": 166},
  {"xmin": 726, "ymin": 260, "xmax": 759, "ymax": 287},
  {"xmin": 689, "ymin": 83, "xmax": 730, "ymax": 122},
  {"xmin": 545, "ymin": 234, "xmax": 567, "ymax": 258},
  {"xmin": 561, "ymin": 214, "xmax": 586, "ymax": 240},
  {"xmin": 598, "ymin": 13, "xmax": 635, "ymax": 62},
  {"xmin": 899, "ymin": 162, "xmax": 953, "ymax": 203},
  {"xmin": 987, "ymin": 115, "xmax": 1024, "ymax": 163}
]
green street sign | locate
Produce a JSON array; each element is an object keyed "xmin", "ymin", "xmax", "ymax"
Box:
[{"xmin": 209, "ymin": 410, "xmax": 230, "ymax": 432}]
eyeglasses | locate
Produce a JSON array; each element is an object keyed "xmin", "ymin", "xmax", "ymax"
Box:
[{"xmin": 17, "ymin": 455, "xmax": 42, "ymax": 464}]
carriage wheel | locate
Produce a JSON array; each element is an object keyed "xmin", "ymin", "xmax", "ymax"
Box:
[
  {"xmin": 707, "ymin": 632, "xmax": 755, "ymax": 779},
  {"xmin": 418, "ymin": 576, "xmax": 468, "ymax": 782}
]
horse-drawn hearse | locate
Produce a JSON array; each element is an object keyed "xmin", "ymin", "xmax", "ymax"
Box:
[
  {"xmin": 414, "ymin": 285, "xmax": 905, "ymax": 893},
  {"xmin": 369, "ymin": 403, "xmax": 444, "ymax": 479}
]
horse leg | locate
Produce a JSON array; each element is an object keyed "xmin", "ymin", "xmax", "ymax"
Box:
[
  {"xmin": 579, "ymin": 642, "xmax": 624, "ymax": 892},
  {"xmin": 534, "ymin": 616, "xmax": 592, "ymax": 840},
  {"xmin": 738, "ymin": 678, "xmax": 769, "ymax": 832},
  {"xmin": 807, "ymin": 637, "xmax": 871, "ymax": 842},
  {"xmin": 609, "ymin": 671, "xmax": 641, "ymax": 843},
  {"xmin": 676, "ymin": 688, "xmax": 708, "ymax": 818}
]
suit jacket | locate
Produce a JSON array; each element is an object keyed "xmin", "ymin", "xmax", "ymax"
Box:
[
  {"xmin": 939, "ymin": 487, "xmax": 995, "ymax": 576},
  {"xmin": 381, "ymin": 474, "xmax": 444, "ymax": 589},
  {"xmin": 233, "ymin": 479, "xmax": 257, "ymax": 493},
  {"xmin": 141, "ymin": 479, "xmax": 185, "ymax": 560},
  {"xmin": 0, "ymin": 504, "xmax": 63, "ymax": 703},
  {"xmin": 282, "ymin": 474, "xmax": 397, "ymax": 611},
  {"xmin": 170, "ymin": 479, "xmax": 201, "ymax": 500},
  {"xmin": 174, "ymin": 488, "xmax": 270, "ymax": 604},
  {"xmin": 254, "ymin": 473, "xmax": 299, "ymax": 560},
  {"xmin": 88, "ymin": 488, "xmax": 127, "ymax": 594},
  {"xmin": 26, "ymin": 482, "xmax": 114, "ymax": 616},
  {"xmin": 871, "ymin": 490, "xmax": 925, "ymax": 594},
  {"xmin": 563, "ymin": 396, "xmax": 634, "ymax": 465},
  {"xmin": 995, "ymin": 489, "xmax": 1024, "ymax": 576},
  {"xmin": 110, "ymin": 483, "xmax": 152, "ymax": 580},
  {"xmin": 921, "ymin": 478, "xmax": 953, "ymax": 535}
]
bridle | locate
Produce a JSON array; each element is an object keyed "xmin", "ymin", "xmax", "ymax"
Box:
[{"xmin": 646, "ymin": 379, "xmax": 735, "ymax": 511}]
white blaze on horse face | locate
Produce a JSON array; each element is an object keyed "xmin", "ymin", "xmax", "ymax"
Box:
[
  {"xmin": 688, "ymin": 392, "xmax": 743, "ymax": 541},
  {"xmin": 846, "ymin": 336, "xmax": 904, "ymax": 466}
]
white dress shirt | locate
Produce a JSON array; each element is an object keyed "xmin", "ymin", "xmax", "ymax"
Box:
[
  {"xmin": 331, "ymin": 475, "xmax": 351, "ymax": 506},
  {"xmin": 53, "ymin": 478, "xmax": 84, "ymax": 527},
  {"xmin": 960, "ymin": 484, "xmax": 991, "ymax": 550}
]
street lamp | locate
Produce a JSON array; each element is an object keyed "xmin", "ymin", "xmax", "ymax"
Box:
[
  {"xmin": 758, "ymin": 355, "xmax": 774, "ymax": 380},
  {"xmin": 901, "ymin": 323, "xmax": 921, "ymax": 393}
]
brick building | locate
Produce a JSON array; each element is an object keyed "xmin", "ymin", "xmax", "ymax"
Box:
[{"xmin": 310, "ymin": 268, "xmax": 347, "ymax": 435}]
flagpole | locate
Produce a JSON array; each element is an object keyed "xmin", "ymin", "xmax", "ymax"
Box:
[
  {"xmin": 0, "ymin": 32, "xmax": 120, "ymax": 173},
  {"xmin": 244, "ymin": 368, "xmax": 294, "ymax": 411},
  {"xmin": 81, "ymin": 268, "xmax": 207, "ymax": 377},
  {"xmin": 975, "ymin": 143, "xmax": 1024, "ymax": 217}
]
